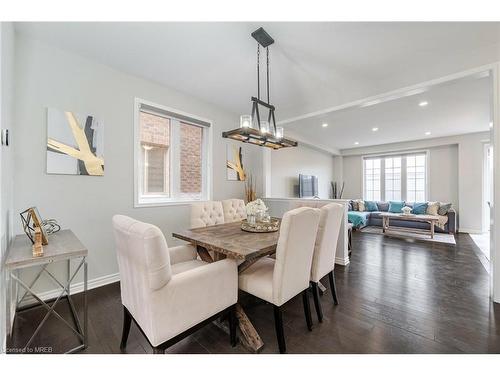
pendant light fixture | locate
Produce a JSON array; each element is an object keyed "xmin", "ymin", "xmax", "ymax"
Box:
[{"xmin": 222, "ymin": 27, "xmax": 298, "ymax": 149}]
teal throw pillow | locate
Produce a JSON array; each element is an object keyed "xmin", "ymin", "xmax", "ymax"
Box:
[
  {"xmin": 388, "ymin": 201, "xmax": 405, "ymax": 213},
  {"xmin": 411, "ymin": 202, "xmax": 428, "ymax": 215},
  {"xmin": 364, "ymin": 201, "xmax": 378, "ymax": 212}
]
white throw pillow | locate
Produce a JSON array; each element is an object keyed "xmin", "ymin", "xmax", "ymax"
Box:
[
  {"xmin": 356, "ymin": 199, "xmax": 365, "ymax": 212},
  {"xmin": 426, "ymin": 201, "xmax": 439, "ymax": 215}
]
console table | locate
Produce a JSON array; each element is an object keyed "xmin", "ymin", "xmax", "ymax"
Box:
[{"xmin": 5, "ymin": 229, "xmax": 88, "ymax": 353}]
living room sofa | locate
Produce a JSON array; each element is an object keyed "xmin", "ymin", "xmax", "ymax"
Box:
[{"xmin": 348, "ymin": 201, "xmax": 457, "ymax": 234}]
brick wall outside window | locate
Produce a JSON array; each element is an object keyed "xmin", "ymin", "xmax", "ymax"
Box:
[
  {"xmin": 180, "ymin": 122, "xmax": 202, "ymax": 193},
  {"xmin": 140, "ymin": 112, "xmax": 170, "ymax": 195},
  {"xmin": 140, "ymin": 112, "xmax": 170, "ymax": 147},
  {"xmin": 138, "ymin": 108, "xmax": 206, "ymax": 200}
]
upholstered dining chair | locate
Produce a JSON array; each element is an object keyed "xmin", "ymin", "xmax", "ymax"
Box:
[
  {"xmin": 190, "ymin": 201, "xmax": 225, "ymax": 228},
  {"xmin": 289, "ymin": 200, "xmax": 326, "ymax": 210},
  {"xmin": 112, "ymin": 215, "xmax": 238, "ymax": 354},
  {"xmin": 238, "ymin": 207, "xmax": 321, "ymax": 354},
  {"xmin": 222, "ymin": 199, "xmax": 247, "ymax": 223},
  {"xmin": 308, "ymin": 203, "xmax": 344, "ymax": 322}
]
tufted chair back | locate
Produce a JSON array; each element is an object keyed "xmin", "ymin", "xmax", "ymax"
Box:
[
  {"xmin": 190, "ymin": 201, "xmax": 225, "ymax": 228},
  {"xmin": 222, "ymin": 199, "xmax": 247, "ymax": 223}
]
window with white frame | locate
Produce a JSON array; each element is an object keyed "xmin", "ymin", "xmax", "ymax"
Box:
[
  {"xmin": 363, "ymin": 152, "xmax": 427, "ymax": 202},
  {"xmin": 135, "ymin": 99, "xmax": 211, "ymax": 206},
  {"xmin": 406, "ymin": 153, "xmax": 426, "ymax": 202},
  {"xmin": 364, "ymin": 158, "xmax": 381, "ymax": 201},
  {"xmin": 384, "ymin": 156, "xmax": 402, "ymax": 201}
]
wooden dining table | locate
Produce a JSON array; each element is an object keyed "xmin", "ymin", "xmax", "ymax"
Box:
[{"xmin": 172, "ymin": 220, "xmax": 281, "ymax": 353}]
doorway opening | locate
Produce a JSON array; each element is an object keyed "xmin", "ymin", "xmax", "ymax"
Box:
[{"xmin": 471, "ymin": 142, "xmax": 493, "ymax": 261}]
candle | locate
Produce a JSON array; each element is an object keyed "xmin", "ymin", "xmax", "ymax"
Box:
[
  {"xmin": 260, "ymin": 120, "xmax": 270, "ymax": 134},
  {"xmin": 275, "ymin": 127, "xmax": 284, "ymax": 139},
  {"xmin": 240, "ymin": 115, "xmax": 252, "ymax": 128}
]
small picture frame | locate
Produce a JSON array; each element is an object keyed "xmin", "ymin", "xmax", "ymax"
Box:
[{"xmin": 20, "ymin": 207, "xmax": 49, "ymax": 245}]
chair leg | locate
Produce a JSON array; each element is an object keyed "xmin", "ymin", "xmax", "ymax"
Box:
[
  {"xmin": 302, "ymin": 290, "xmax": 313, "ymax": 331},
  {"xmin": 120, "ymin": 306, "xmax": 132, "ymax": 351},
  {"xmin": 229, "ymin": 305, "xmax": 237, "ymax": 347},
  {"xmin": 310, "ymin": 282, "xmax": 323, "ymax": 323},
  {"xmin": 328, "ymin": 271, "xmax": 339, "ymax": 305},
  {"xmin": 273, "ymin": 305, "xmax": 286, "ymax": 354}
]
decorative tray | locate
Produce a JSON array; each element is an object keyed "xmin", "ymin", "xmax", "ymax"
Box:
[{"xmin": 241, "ymin": 218, "xmax": 280, "ymax": 233}]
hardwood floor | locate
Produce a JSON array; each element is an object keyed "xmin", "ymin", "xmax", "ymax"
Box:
[{"xmin": 8, "ymin": 231, "xmax": 500, "ymax": 354}]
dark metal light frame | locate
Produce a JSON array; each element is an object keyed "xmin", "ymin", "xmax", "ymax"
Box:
[{"xmin": 222, "ymin": 27, "xmax": 298, "ymax": 150}]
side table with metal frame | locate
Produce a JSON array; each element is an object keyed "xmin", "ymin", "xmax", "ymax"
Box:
[{"xmin": 4, "ymin": 229, "xmax": 88, "ymax": 354}]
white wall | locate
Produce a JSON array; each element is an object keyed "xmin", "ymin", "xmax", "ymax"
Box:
[
  {"xmin": 332, "ymin": 155, "xmax": 344, "ymax": 197},
  {"xmin": 492, "ymin": 63, "xmax": 499, "ymax": 303},
  {"xmin": 429, "ymin": 145, "xmax": 459, "ymax": 208},
  {"xmin": 0, "ymin": 21, "xmax": 15, "ymax": 352},
  {"xmin": 457, "ymin": 133, "xmax": 488, "ymax": 233},
  {"xmin": 340, "ymin": 132, "xmax": 489, "ymax": 233},
  {"xmin": 12, "ymin": 34, "xmax": 263, "ymax": 295},
  {"xmin": 270, "ymin": 144, "xmax": 336, "ymax": 199},
  {"xmin": 341, "ymin": 155, "xmax": 363, "ymax": 199}
]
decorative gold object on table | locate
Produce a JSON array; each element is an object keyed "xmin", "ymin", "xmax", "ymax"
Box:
[
  {"xmin": 241, "ymin": 218, "xmax": 280, "ymax": 233},
  {"xmin": 32, "ymin": 226, "xmax": 44, "ymax": 257},
  {"xmin": 20, "ymin": 207, "xmax": 49, "ymax": 245}
]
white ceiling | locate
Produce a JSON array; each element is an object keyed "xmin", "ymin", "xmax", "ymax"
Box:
[
  {"xmin": 15, "ymin": 22, "xmax": 500, "ymax": 123},
  {"xmin": 284, "ymin": 74, "xmax": 492, "ymax": 151}
]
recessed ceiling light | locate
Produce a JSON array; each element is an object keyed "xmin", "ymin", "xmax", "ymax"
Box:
[
  {"xmin": 490, "ymin": 122, "xmax": 493, "ymax": 128},
  {"xmin": 322, "ymin": 123, "xmax": 328, "ymax": 128},
  {"xmin": 372, "ymin": 127, "xmax": 379, "ymax": 132},
  {"xmin": 425, "ymin": 131, "xmax": 431, "ymax": 136},
  {"xmin": 419, "ymin": 101, "xmax": 429, "ymax": 107},
  {"xmin": 354, "ymin": 141, "xmax": 359, "ymax": 145}
]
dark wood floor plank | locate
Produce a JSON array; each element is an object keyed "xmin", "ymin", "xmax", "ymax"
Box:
[{"xmin": 8, "ymin": 230, "xmax": 500, "ymax": 354}]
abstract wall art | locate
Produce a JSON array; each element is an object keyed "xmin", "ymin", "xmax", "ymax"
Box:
[
  {"xmin": 46, "ymin": 108, "xmax": 104, "ymax": 176},
  {"xmin": 226, "ymin": 144, "xmax": 246, "ymax": 181}
]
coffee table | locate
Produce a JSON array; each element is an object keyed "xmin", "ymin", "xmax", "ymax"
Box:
[{"xmin": 380, "ymin": 212, "xmax": 440, "ymax": 239}]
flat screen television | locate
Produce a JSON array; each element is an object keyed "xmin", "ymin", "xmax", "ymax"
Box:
[{"xmin": 299, "ymin": 174, "xmax": 318, "ymax": 198}]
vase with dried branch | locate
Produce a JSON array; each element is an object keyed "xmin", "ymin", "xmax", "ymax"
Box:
[{"xmin": 245, "ymin": 174, "xmax": 257, "ymax": 203}]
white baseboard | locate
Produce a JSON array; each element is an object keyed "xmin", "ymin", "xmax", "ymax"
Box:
[
  {"xmin": 19, "ymin": 272, "xmax": 120, "ymax": 308},
  {"xmin": 459, "ymin": 228, "xmax": 485, "ymax": 234},
  {"xmin": 335, "ymin": 256, "xmax": 350, "ymax": 266}
]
